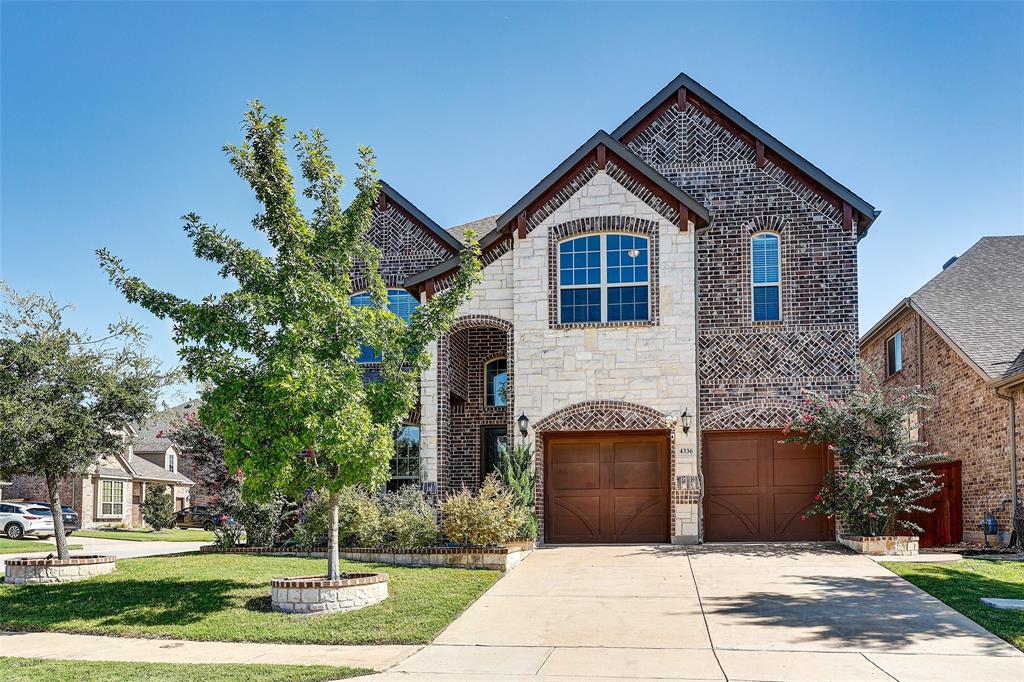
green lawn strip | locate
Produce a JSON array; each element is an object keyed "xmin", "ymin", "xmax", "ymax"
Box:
[
  {"xmin": 73, "ymin": 529, "xmax": 216, "ymax": 542},
  {"xmin": 883, "ymin": 558, "xmax": 1024, "ymax": 652},
  {"xmin": 0, "ymin": 658, "xmax": 370, "ymax": 682},
  {"xmin": 0, "ymin": 539, "xmax": 83, "ymax": 555},
  {"xmin": 0, "ymin": 553, "xmax": 499, "ymax": 645}
]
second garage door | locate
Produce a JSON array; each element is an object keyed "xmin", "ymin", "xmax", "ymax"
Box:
[
  {"xmin": 703, "ymin": 430, "xmax": 830, "ymax": 542},
  {"xmin": 546, "ymin": 433, "xmax": 669, "ymax": 544}
]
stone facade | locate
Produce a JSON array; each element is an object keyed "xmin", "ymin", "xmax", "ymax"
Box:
[
  {"xmin": 270, "ymin": 573, "xmax": 388, "ymax": 614},
  {"xmin": 839, "ymin": 535, "xmax": 919, "ymax": 556},
  {"xmin": 4, "ymin": 555, "xmax": 116, "ymax": 584},
  {"xmin": 860, "ymin": 307, "xmax": 1024, "ymax": 542}
]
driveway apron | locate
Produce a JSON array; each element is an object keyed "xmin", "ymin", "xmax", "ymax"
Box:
[{"xmin": 372, "ymin": 543, "xmax": 1024, "ymax": 681}]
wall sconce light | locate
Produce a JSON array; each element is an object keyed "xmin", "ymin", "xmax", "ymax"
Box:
[
  {"xmin": 517, "ymin": 412, "xmax": 530, "ymax": 438},
  {"xmin": 680, "ymin": 409, "xmax": 691, "ymax": 435}
]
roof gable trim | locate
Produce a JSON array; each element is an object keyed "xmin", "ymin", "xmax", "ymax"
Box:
[{"xmin": 378, "ymin": 181, "xmax": 462, "ymax": 253}]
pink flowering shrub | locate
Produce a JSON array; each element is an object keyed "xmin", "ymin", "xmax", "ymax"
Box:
[{"xmin": 783, "ymin": 381, "xmax": 947, "ymax": 537}]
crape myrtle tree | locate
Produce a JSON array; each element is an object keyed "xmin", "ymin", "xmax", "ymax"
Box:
[
  {"xmin": 0, "ymin": 283, "xmax": 168, "ymax": 559},
  {"xmin": 783, "ymin": 379, "xmax": 947, "ymax": 537},
  {"xmin": 99, "ymin": 102, "xmax": 481, "ymax": 579}
]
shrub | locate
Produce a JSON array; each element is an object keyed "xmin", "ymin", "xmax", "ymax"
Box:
[
  {"xmin": 784, "ymin": 380, "xmax": 947, "ymax": 536},
  {"xmin": 441, "ymin": 474, "xmax": 528, "ymax": 547},
  {"xmin": 497, "ymin": 440, "xmax": 538, "ymax": 540},
  {"xmin": 140, "ymin": 484, "xmax": 176, "ymax": 530},
  {"xmin": 232, "ymin": 496, "xmax": 284, "ymax": 547},
  {"xmin": 213, "ymin": 523, "xmax": 244, "ymax": 548},
  {"xmin": 296, "ymin": 487, "xmax": 383, "ymax": 547},
  {"xmin": 380, "ymin": 485, "xmax": 439, "ymax": 548}
]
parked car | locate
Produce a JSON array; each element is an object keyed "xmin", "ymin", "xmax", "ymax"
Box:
[
  {"xmin": 0, "ymin": 502, "xmax": 56, "ymax": 539},
  {"xmin": 174, "ymin": 505, "xmax": 238, "ymax": 531},
  {"xmin": 25, "ymin": 502, "xmax": 80, "ymax": 536}
]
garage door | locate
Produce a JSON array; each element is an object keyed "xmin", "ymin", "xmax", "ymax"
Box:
[
  {"xmin": 546, "ymin": 433, "xmax": 669, "ymax": 543},
  {"xmin": 703, "ymin": 431, "xmax": 830, "ymax": 542}
]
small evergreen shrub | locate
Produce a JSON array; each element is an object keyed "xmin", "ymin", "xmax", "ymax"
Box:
[
  {"xmin": 441, "ymin": 474, "xmax": 528, "ymax": 547},
  {"xmin": 497, "ymin": 440, "xmax": 538, "ymax": 540},
  {"xmin": 296, "ymin": 487, "xmax": 383, "ymax": 547},
  {"xmin": 140, "ymin": 484, "xmax": 176, "ymax": 530},
  {"xmin": 380, "ymin": 485, "xmax": 439, "ymax": 548}
]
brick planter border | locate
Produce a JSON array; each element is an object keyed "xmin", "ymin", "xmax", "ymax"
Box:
[
  {"xmin": 4, "ymin": 554, "xmax": 117, "ymax": 584},
  {"xmin": 202, "ymin": 541, "xmax": 534, "ymax": 572},
  {"xmin": 270, "ymin": 572, "xmax": 389, "ymax": 614},
  {"xmin": 839, "ymin": 534, "xmax": 919, "ymax": 556}
]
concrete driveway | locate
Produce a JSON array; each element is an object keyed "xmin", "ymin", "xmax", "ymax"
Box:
[{"xmin": 371, "ymin": 543, "xmax": 1024, "ymax": 681}]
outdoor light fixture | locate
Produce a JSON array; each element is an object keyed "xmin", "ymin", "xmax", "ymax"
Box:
[
  {"xmin": 680, "ymin": 409, "xmax": 691, "ymax": 435},
  {"xmin": 517, "ymin": 412, "xmax": 530, "ymax": 438}
]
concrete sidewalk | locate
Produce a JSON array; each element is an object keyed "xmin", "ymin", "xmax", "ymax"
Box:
[
  {"xmin": 0, "ymin": 631, "xmax": 419, "ymax": 670},
  {"xmin": 367, "ymin": 543, "xmax": 1024, "ymax": 681}
]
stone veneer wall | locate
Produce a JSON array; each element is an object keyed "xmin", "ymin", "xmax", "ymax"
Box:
[
  {"xmin": 626, "ymin": 102, "xmax": 859, "ymax": 433},
  {"xmin": 512, "ymin": 171, "xmax": 699, "ymax": 543},
  {"xmin": 861, "ymin": 307, "xmax": 1024, "ymax": 541}
]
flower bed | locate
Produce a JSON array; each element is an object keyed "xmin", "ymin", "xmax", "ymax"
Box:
[
  {"xmin": 839, "ymin": 534, "xmax": 919, "ymax": 556},
  {"xmin": 202, "ymin": 541, "xmax": 534, "ymax": 572},
  {"xmin": 4, "ymin": 555, "xmax": 116, "ymax": 584},
  {"xmin": 270, "ymin": 573, "xmax": 388, "ymax": 614}
]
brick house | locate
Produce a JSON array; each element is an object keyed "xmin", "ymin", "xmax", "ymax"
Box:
[
  {"xmin": 359, "ymin": 72, "xmax": 878, "ymax": 544},
  {"xmin": 859, "ymin": 236, "xmax": 1024, "ymax": 545}
]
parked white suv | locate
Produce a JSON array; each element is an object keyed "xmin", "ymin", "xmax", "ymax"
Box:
[{"xmin": 0, "ymin": 502, "xmax": 56, "ymax": 540}]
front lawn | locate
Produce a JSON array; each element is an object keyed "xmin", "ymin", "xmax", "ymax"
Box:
[
  {"xmin": 0, "ymin": 552, "xmax": 499, "ymax": 645},
  {"xmin": 0, "ymin": 658, "xmax": 369, "ymax": 681},
  {"xmin": 884, "ymin": 558, "xmax": 1024, "ymax": 652},
  {"xmin": 0, "ymin": 539, "xmax": 83, "ymax": 555},
  {"xmin": 73, "ymin": 528, "xmax": 216, "ymax": 543}
]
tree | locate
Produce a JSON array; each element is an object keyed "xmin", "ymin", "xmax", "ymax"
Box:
[
  {"xmin": 140, "ymin": 484, "xmax": 176, "ymax": 530},
  {"xmin": 783, "ymin": 380, "xmax": 947, "ymax": 536},
  {"xmin": 99, "ymin": 102, "xmax": 481, "ymax": 579},
  {"xmin": 0, "ymin": 284, "xmax": 169, "ymax": 559}
]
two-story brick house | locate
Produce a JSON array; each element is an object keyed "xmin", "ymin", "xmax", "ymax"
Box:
[
  {"xmin": 360, "ymin": 73, "xmax": 878, "ymax": 544},
  {"xmin": 860, "ymin": 236, "xmax": 1024, "ymax": 546}
]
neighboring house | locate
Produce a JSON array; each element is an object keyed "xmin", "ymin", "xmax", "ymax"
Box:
[
  {"xmin": 358, "ymin": 72, "xmax": 878, "ymax": 544},
  {"xmin": 860, "ymin": 236, "xmax": 1024, "ymax": 545},
  {"xmin": 4, "ymin": 419, "xmax": 195, "ymax": 528},
  {"xmin": 131, "ymin": 399, "xmax": 217, "ymax": 507}
]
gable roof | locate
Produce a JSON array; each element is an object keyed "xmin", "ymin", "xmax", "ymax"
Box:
[
  {"xmin": 862, "ymin": 236, "xmax": 1024, "ymax": 382},
  {"xmin": 132, "ymin": 399, "xmax": 201, "ymax": 454},
  {"xmin": 126, "ymin": 453, "xmax": 194, "ymax": 486},
  {"xmin": 379, "ymin": 181, "xmax": 463, "ymax": 253},
  {"xmin": 447, "ymin": 214, "xmax": 499, "ymax": 245},
  {"xmin": 612, "ymin": 72, "xmax": 880, "ymax": 238}
]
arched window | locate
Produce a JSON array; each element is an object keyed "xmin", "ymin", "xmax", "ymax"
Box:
[
  {"xmin": 350, "ymin": 289, "xmax": 420, "ymax": 363},
  {"xmin": 485, "ymin": 357, "xmax": 508, "ymax": 407},
  {"xmin": 558, "ymin": 233, "xmax": 649, "ymax": 324},
  {"xmin": 751, "ymin": 233, "xmax": 780, "ymax": 321}
]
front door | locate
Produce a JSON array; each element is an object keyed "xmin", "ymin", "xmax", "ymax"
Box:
[
  {"xmin": 481, "ymin": 427, "xmax": 509, "ymax": 482},
  {"xmin": 545, "ymin": 432, "xmax": 669, "ymax": 543}
]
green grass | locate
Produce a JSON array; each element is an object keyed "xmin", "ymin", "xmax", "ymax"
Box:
[
  {"xmin": 0, "ymin": 658, "xmax": 370, "ymax": 681},
  {"xmin": 0, "ymin": 539, "xmax": 83, "ymax": 555},
  {"xmin": 884, "ymin": 558, "xmax": 1024, "ymax": 652},
  {"xmin": 0, "ymin": 552, "xmax": 499, "ymax": 645},
  {"xmin": 73, "ymin": 528, "xmax": 216, "ymax": 542}
]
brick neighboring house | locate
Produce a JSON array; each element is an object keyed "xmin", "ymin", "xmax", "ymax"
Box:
[
  {"xmin": 860, "ymin": 236, "xmax": 1024, "ymax": 545},
  {"xmin": 4, "ymin": 416, "xmax": 196, "ymax": 528},
  {"xmin": 358, "ymin": 72, "xmax": 879, "ymax": 544}
]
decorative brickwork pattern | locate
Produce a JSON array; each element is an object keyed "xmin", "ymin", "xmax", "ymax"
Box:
[
  {"xmin": 525, "ymin": 163, "xmax": 600, "ymax": 232},
  {"xmin": 546, "ymin": 217, "xmax": 661, "ymax": 330},
  {"xmin": 625, "ymin": 101, "xmax": 859, "ymax": 433},
  {"xmin": 355, "ymin": 202, "xmax": 454, "ymax": 291},
  {"xmin": 604, "ymin": 161, "xmax": 680, "ymax": 225}
]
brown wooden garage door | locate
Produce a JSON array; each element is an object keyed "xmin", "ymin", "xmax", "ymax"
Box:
[
  {"xmin": 703, "ymin": 431, "xmax": 830, "ymax": 542},
  {"xmin": 545, "ymin": 433, "xmax": 669, "ymax": 544}
]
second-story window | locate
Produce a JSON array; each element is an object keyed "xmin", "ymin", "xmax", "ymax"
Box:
[
  {"xmin": 485, "ymin": 357, "xmax": 508, "ymax": 407},
  {"xmin": 752, "ymin": 233, "xmax": 781, "ymax": 322},
  {"xmin": 886, "ymin": 331, "xmax": 903, "ymax": 376},
  {"xmin": 558, "ymin": 233, "xmax": 649, "ymax": 324},
  {"xmin": 350, "ymin": 289, "xmax": 419, "ymax": 363}
]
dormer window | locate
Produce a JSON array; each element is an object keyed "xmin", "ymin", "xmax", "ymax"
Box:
[
  {"xmin": 752, "ymin": 233, "xmax": 781, "ymax": 322},
  {"xmin": 558, "ymin": 234, "xmax": 649, "ymax": 324}
]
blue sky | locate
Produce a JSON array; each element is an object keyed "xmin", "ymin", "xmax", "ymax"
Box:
[{"xmin": 2, "ymin": 1, "xmax": 1022, "ymax": 399}]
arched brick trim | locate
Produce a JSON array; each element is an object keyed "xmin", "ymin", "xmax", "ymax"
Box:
[
  {"xmin": 533, "ymin": 401, "xmax": 675, "ymax": 543},
  {"xmin": 701, "ymin": 398, "xmax": 802, "ymax": 432},
  {"xmin": 745, "ymin": 215, "xmax": 790, "ymax": 235},
  {"xmin": 436, "ymin": 315, "xmax": 514, "ymax": 497},
  {"xmin": 547, "ymin": 217, "xmax": 662, "ymax": 330}
]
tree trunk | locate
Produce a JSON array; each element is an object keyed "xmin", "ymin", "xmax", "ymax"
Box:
[
  {"xmin": 46, "ymin": 474, "xmax": 69, "ymax": 560},
  {"xmin": 326, "ymin": 490, "xmax": 340, "ymax": 580}
]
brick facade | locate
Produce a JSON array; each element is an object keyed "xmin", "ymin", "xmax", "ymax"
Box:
[{"xmin": 860, "ymin": 307, "xmax": 1024, "ymax": 541}]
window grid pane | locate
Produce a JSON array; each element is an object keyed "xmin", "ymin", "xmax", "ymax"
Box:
[
  {"xmin": 351, "ymin": 289, "xmax": 420, "ymax": 363},
  {"xmin": 559, "ymin": 236, "xmax": 601, "ymax": 287},
  {"xmin": 392, "ymin": 425, "xmax": 421, "ymax": 481},
  {"xmin": 752, "ymin": 234, "xmax": 780, "ymax": 284},
  {"xmin": 560, "ymin": 288, "xmax": 601, "ymax": 324},
  {"xmin": 606, "ymin": 235, "xmax": 649, "ymax": 285},
  {"xmin": 607, "ymin": 285, "xmax": 649, "ymax": 322},
  {"xmin": 753, "ymin": 285, "xmax": 780, "ymax": 321}
]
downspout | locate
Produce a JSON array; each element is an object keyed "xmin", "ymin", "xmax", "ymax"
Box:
[
  {"xmin": 994, "ymin": 387, "xmax": 1018, "ymax": 532},
  {"xmin": 693, "ymin": 216, "xmax": 711, "ymax": 544}
]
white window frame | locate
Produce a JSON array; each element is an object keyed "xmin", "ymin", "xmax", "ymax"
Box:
[
  {"xmin": 557, "ymin": 232, "xmax": 650, "ymax": 325},
  {"xmin": 100, "ymin": 480, "xmax": 124, "ymax": 517},
  {"xmin": 887, "ymin": 331, "xmax": 903, "ymax": 376},
  {"xmin": 166, "ymin": 449, "xmax": 177, "ymax": 473},
  {"xmin": 391, "ymin": 424, "xmax": 421, "ymax": 485},
  {"xmin": 751, "ymin": 231, "xmax": 782, "ymax": 322}
]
